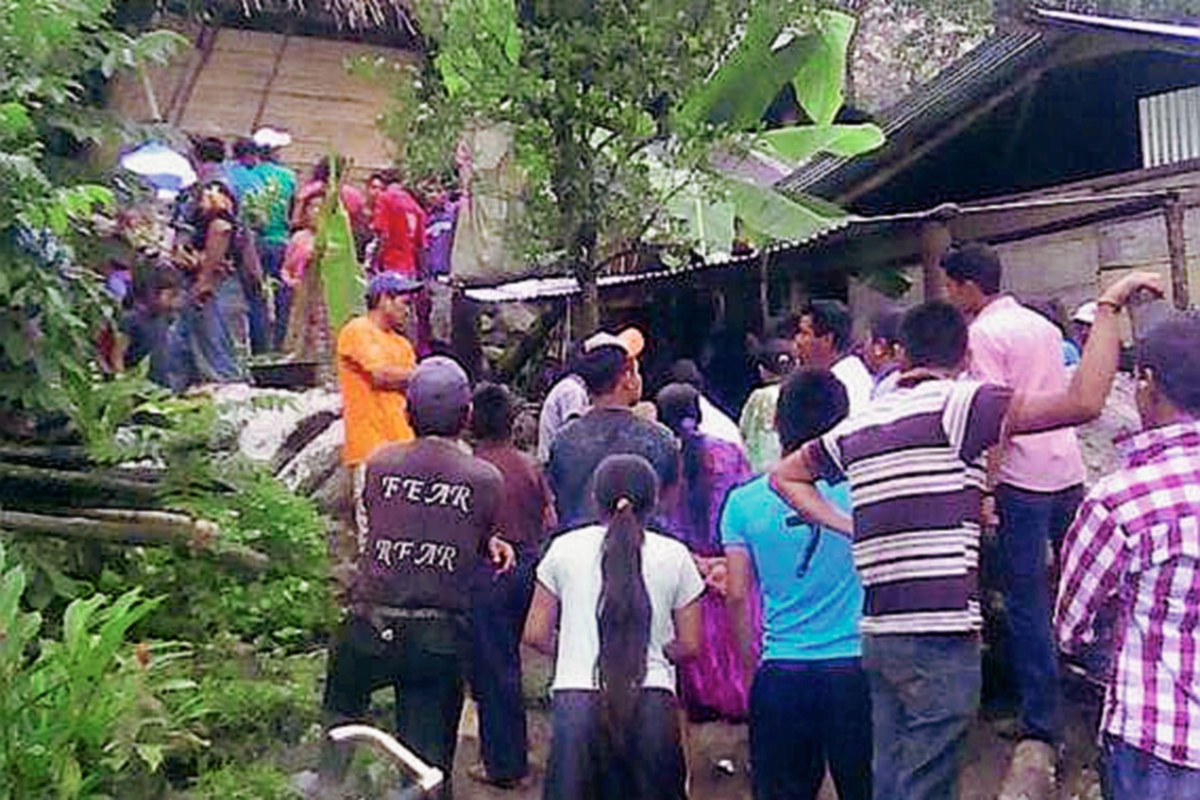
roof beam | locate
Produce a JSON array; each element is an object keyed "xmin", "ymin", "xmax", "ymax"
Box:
[{"xmin": 836, "ymin": 64, "xmax": 1048, "ymax": 206}]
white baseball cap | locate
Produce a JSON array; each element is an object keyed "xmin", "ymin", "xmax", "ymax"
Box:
[
  {"xmin": 1072, "ymin": 301, "xmax": 1098, "ymax": 325},
  {"xmin": 583, "ymin": 327, "xmax": 645, "ymax": 358},
  {"xmin": 252, "ymin": 127, "xmax": 292, "ymax": 149}
]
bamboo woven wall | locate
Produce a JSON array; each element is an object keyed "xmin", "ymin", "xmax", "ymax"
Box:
[{"xmin": 109, "ymin": 24, "xmax": 414, "ymax": 178}]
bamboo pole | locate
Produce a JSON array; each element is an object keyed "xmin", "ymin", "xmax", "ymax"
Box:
[
  {"xmin": 0, "ymin": 509, "xmax": 269, "ymax": 572},
  {"xmin": 1165, "ymin": 193, "xmax": 1190, "ymax": 310}
]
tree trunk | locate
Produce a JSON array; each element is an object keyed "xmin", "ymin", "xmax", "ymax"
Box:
[
  {"xmin": 0, "ymin": 508, "xmax": 270, "ymax": 572},
  {"xmin": 576, "ymin": 268, "xmax": 600, "ymax": 337},
  {"xmin": 0, "ymin": 461, "xmax": 160, "ymax": 509}
]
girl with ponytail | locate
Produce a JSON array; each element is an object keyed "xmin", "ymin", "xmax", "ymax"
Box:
[{"xmin": 525, "ymin": 454, "xmax": 704, "ymax": 800}]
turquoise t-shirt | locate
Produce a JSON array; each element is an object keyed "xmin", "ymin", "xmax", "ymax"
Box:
[
  {"xmin": 721, "ymin": 475, "xmax": 862, "ymax": 661},
  {"xmin": 251, "ymin": 162, "xmax": 297, "ymax": 246}
]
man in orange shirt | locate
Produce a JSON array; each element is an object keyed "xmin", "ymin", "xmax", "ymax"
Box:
[{"xmin": 337, "ymin": 273, "xmax": 422, "ymax": 466}]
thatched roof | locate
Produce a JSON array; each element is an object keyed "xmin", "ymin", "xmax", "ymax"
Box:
[{"xmin": 238, "ymin": 0, "xmax": 414, "ymax": 30}]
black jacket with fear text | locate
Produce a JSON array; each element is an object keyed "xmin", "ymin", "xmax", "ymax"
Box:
[{"xmin": 352, "ymin": 437, "xmax": 503, "ymax": 613}]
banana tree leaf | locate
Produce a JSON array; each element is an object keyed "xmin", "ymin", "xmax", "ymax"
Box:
[
  {"xmin": 644, "ymin": 152, "xmax": 737, "ymax": 258},
  {"xmin": 676, "ymin": 5, "xmax": 813, "ymax": 130},
  {"xmin": 668, "ymin": 188, "xmax": 736, "ymax": 261},
  {"xmin": 793, "ymin": 10, "xmax": 855, "ymax": 126},
  {"xmin": 676, "ymin": 9, "xmax": 857, "ymax": 132},
  {"xmin": 316, "ymin": 197, "xmax": 364, "ymax": 331},
  {"xmin": 861, "ymin": 267, "xmax": 913, "ymax": 299},
  {"xmin": 723, "ymin": 177, "xmax": 845, "ymax": 247},
  {"xmin": 757, "ymin": 122, "xmax": 885, "ymax": 163}
]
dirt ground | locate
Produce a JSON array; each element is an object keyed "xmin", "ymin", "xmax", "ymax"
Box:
[{"xmin": 443, "ymin": 647, "xmax": 1106, "ymax": 800}]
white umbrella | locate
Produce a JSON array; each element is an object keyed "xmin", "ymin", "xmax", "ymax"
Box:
[{"xmin": 119, "ymin": 142, "xmax": 197, "ymax": 193}]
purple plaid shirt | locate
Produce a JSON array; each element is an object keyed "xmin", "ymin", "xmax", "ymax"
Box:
[{"xmin": 1056, "ymin": 420, "xmax": 1200, "ymax": 768}]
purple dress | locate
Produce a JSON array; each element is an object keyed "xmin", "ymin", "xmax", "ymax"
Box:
[{"xmin": 663, "ymin": 436, "xmax": 760, "ymax": 722}]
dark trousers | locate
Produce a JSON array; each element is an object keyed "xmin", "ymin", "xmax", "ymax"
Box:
[
  {"xmin": 749, "ymin": 658, "xmax": 872, "ymax": 800},
  {"xmin": 322, "ymin": 613, "xmax": 469, "ymax": 800},
  {"xmin": 470, "ymin": 545, "xmax": 536, "ymax": 781},
  {"xmin": 996, "ymin": 483, "xmax": 1083, "ymax": 743},
  {"xmin": 1102, "ymin": 735, "xmax": 1200, "ymax": 800},
  {"xmin": 544, "ymin": 689, "xmax": 686, "ymax": 800},
  {"xmin": 864, "ymin": 634, "xmax": 981, "ymax": 800},
  {"xmin": 252, "ymin": 240, "xmax": 286, "ymax": 352}
]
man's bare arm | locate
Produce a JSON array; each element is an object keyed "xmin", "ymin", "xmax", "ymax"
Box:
[
  {"xmin": 771, "ymin": 445, "xmax": 853, "ymax": 535},
  {"xmin": 1008, "ymin": 272, "xmax": 1164, "ymax": 435},
  {"xmin": 522, "ymin": 583, "xmax": 558, "ymax": 654},
  {"xmin": 725, "ymin": 547, "xmax": 759, "ymax": 679}
]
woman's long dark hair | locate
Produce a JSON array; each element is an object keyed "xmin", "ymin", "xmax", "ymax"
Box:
[
  {"xmin": 592, "ymin": 454, "xmax": 658, "ymax": 750},
  {"xmin": 656, "ymin": 382, "xmax": 711, "ymax": 545}
]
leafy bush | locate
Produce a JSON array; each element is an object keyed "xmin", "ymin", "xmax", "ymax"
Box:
[
  {"xmin": 0, "ymin": 546, "xmax": 203, "ymax": 799},
  {"xmin": 187, "ymin": 761, "xmax": 302, "ymax": 800},
  {"xmin": 191, "ymin": 644, "xmax": 325, "ymax": 766},
  {"xmin": 115, "ymin": 468, "xmax": 336, "ymax": 650}
]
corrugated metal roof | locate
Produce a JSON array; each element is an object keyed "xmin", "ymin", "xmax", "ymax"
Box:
[
  {"xmin": 462, "ymin": 188, "xmax": 1178, "ymax": 302},
  {"xmin": 1031, "ymin": 8, "xmax": 1200, "ymax": 41},
  {"xmin": 461, "ymin": 220, "xmax": 853, "ymax": 303},
  {"xmin": 777, "ymin": 29, "xmax": 1046, "ymax": 194},
  {"xmin": 778, "ymin": 7, "xmax": 1200, "ymax": 198}
]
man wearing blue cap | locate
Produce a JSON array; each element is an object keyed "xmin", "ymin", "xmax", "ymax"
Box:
[
  {"xmin": 320, "ymin": 355, "xmax": 516, "ymax": 799},
  {"xmin": 337, "ymin": 273, "xmax": 424, "ymax": 468}
]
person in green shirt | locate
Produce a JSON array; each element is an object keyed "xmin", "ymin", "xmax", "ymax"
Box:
[{"xmin": 250, "ymin": 130, "xmax": 297, "ymax": 350}]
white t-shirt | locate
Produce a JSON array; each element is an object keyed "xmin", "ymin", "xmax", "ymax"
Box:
[
  {"xmin": 537, "ymin": 375, "xmax": 590, "ymax": 462},
  {"xmin": 536, "ymin": 524, "xmax": 705, "ymax": 693},
  {"xmin": 698, "ymin": 395, "xmax": 745, "ymax": 450},
  {"xmin": 831, "ymin": 354, "xmax": 873, "ymax": 417}
]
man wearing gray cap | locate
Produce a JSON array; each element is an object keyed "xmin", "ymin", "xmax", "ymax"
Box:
[{"xmin": 320, "ymin": 356, "xmax": 515, "ymax": 799}]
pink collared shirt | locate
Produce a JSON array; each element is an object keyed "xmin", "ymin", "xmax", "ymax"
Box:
[{"xmin": 967, "ymin": 295, "xmax": 1085, "ymax": 492}]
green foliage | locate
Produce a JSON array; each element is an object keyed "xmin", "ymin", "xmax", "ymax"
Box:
[
  {"xmin": 315, "ymin": 169, "xmax": 366, "ymax": 331},
  {"xmin": 187, "ymin": 761, "xmax": 302, "ymax": 800},
  {"xmin": 0, "ymin": 0, "xmax": 184, "ymax": 415},
  {"xmin": 0, "ymin": 546, "xmax": 202, "ymax": 799},
  {"xmin": 121, "ymin": 468, "xmax": 336, "ymax": 650},
  {"xmin": 190, "ymin": 643, "xmax": 324, "ymax": 766},
  {"xmin": 377, "ymin": 0, "xmax": 886, "ymax": 327}
]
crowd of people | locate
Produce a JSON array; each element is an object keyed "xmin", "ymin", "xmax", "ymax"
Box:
[
  {"xmin": 109, "ymin": 130, "xmax": 458, "ymax": 389},
  {"xmin": 311, "ymin": 236, "xmax": 1200, "ymax": 800}
]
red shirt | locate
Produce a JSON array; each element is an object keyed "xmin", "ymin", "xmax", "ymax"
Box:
[{"xmin": 372, "ymin": 185, "xmax": 427, "ymax": 277}]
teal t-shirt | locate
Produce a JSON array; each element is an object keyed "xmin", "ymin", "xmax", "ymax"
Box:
[
  {"xmin": 720, "ymin": 475, "xmax": 862, "ymax": 661},
  {"xmin": 251, "ymin": 162, "xmax": 297, "ymax": 245}
]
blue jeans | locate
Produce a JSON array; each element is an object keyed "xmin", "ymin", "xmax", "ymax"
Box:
[
  {"xmin": 995, "ymin": 483, "xmax": 1083, "ymax": 743},
  {"xmin": 254, "ymin": 240, "xmax": 287, "ymax": 351},
  {"xmin": 1102, "ymin": 735, "xmax": 1200, "ymax": 800},
  {"xmin": 470, "ymin": 544, "xmax": 536, "ymax": 782},
  {"xmin": 750, "ymin": 658, "xmax": 871, "ymax": 800},
  {"xmin": 863, "ymin": 634, "xmax": 981, "ymax": 800}
]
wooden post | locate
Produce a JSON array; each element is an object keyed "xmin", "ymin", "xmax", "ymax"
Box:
[
  {"xmin": 1165, "ymin": 193, "xmax": 1190, "ymax": 310},
  {"xmin": 920, "ymin": 220, "xmax": 952, "ymax": 302},
  {"xmin": 758, "ymin": 248, "xmax": 770, "ymax": 332}
]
